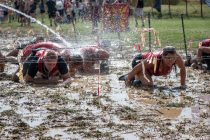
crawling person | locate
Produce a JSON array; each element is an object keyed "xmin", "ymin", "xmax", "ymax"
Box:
[
  {"xmin": 77, "ymin": 45, "xmax": 110, "ymax": 73},
  {"xmin": 0, "ymin": 36, "xmax": 44, "ymax": 72},
  {"xmin": 185, "ymin": 39, "xmax": 210, "ymax": 71},
  {"xmin": 11, "ymin": 49, "xmax": 72, "ymax": 86},
  {"xmin": 119, "ymin": 46, "xmax": 186, "ymax": 88},
  {"xmin": 2, "ymin": 42, "xmax": 82, "ymax": 78}
]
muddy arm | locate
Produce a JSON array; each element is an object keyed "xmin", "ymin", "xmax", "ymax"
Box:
[
  {"xmin": 25, "ymin": 74, "xmax": 58, "ymax": 84},
  {"xmin": 176, "ymin": 54, "xmax": 186, "ymax": 86},
  {"xmin": 127, "ymin": 59, "xmax": 154, "ymax": 81},
  {"xmin": 59, "ymin": 72, "xmax": 71, "ymax": 86}
]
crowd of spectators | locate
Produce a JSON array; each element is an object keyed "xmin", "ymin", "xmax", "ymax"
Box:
[{"xmin": 0, "ymin": 0, "xmax": 145, "ymax": 31}]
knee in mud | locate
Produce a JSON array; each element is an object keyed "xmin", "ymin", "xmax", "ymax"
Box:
[{"xmin": 11, "ymin": 73, "xmax": 19, "ymax": 82}]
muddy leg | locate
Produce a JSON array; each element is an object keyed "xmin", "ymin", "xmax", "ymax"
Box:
[
  {"xmin": 5, "ymin": 56, "xmax": 18, "ymax": 64},
  {"xmin": 6, "ymin": 49, "xmax": 19, "ymax": 57},
  {"xmin": 0, "ymin": 51, "xmax": 5, "ymax": 72},
  {"xmin": 135, "ymin": 70, "xmax": 153, "ymax": 86},
  {"xmin": 11, "ymin": 66, "xmax": 27, "ymax": 82}
]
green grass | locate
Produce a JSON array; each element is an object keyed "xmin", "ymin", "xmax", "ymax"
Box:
[{"xmin": 0, "ymin": 3, "xmax": 209, "ymax": 53}]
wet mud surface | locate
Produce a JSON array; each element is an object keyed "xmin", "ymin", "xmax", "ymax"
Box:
[{"xmin": 0, "ymin": 36, "xmax": 210, "ymax": 139}]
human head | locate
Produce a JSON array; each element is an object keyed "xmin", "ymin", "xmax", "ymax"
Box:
[
  {"xmin": 8, "ymin": 1, "xmax": 11, "ymax": 4},
  {"xmin": 162, "ymin": 46, "xmax": 177, "ymax": 67},
  {"xmin": 43, "ymin": 50, "xmax": 58, "ymax": 72},
  {"xmin": 69, "ymin": 54, "xmax": 83, "ymax": 69},
  {"xmin": 60, "ymin": 49, "xmax": 70, "ymax": 62}
]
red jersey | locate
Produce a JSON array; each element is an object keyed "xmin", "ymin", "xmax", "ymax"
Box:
[
  {"xmin": 142, "ymin": 51, "xmax": 173, "ymax": 76},
  {"xmin": 36, "ymin": 49, "xmax": 60, "ymax": 77},
  {"xmin": 81, "ymin": 46, "xmax": 101, "ymax": 65},
  {"xmin": 22, "ymin": 42, "xmax": 70, "ymax": 60}
]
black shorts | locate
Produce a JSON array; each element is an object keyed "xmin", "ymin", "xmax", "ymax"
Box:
[
  {"xmin": 30, "ymin": 10, "xmax": 35, "ymax": 14},
  {"xmin": 132, "ymin": 53, "xmax": 143, "ymax": 68},
  {"xmin": 48, "ymin": 12, "xmax": 56, "ymax": 18},
  {"xmin": 58, "ymin": 10, "xmax": 64, "ymax": 16},
  {"xmin": 3, "ymin": 11, "xmax": 8, "ymax": 16},
  {"xmin": 40, "ymin": 10, "xmax": 45, "ymax": 13},
  {"xmin": 20, "ymin": 14, "xmax": 25, "ymax": 18}
]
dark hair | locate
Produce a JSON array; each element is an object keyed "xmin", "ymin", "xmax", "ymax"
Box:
[
  {"xmin": 163, "ymin": 46, "xmax": 176, "ymax": 56},
  {"xmin": 69, "ymin": 54, "xmax": 83, "ymax": 65},
  {"xmin": 162, "ymin": 46, "xmax": 177, "ymax": 76}
]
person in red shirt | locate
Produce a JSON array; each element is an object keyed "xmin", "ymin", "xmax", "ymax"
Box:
[
  {"xmin": 77, "ymin": 45, "xmax": 109, "ymax": 73},
  {"xmin": 185, "ymin": 39, "xmax": 210, "ymax": 71},
  {"xmin": 11, "ymin": 48, "xmax": 82, "ymax": 85},
  {"xmin": 119, "ymin": 46, "xmax": 186, "ymax": 87}
]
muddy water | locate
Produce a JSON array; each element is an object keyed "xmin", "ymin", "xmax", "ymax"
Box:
[{"xmin": 0, "ymin": 36, "xmax": 210, "ymax": 139}]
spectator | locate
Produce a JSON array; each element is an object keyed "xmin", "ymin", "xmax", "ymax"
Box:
[
  {"xmin": 90, "ymin": 0, "xmax": 102, "ymax": 34},
  {"xmin": 33, "ymin": 0, "xmax": 37, "ymax": 20},
  {"xmin": 39, "ymin": 0, "xmax": 45, "ymax": 23},
  {"xmin": 134, "ymin": 0, "xmax": 144, "ymax": 27},
  {"xmin": 71, "ymin": 0, "xmax": 76, "ymax": 24},
  {"xmin": 56, "ymin": 0, "xmax": 65, "ymax": 23},
  {"xmin": 46, "ymin": 0, "xmax": 57, "ymax": 27},
  {"xmin": 30, "ymin": 0, "xmax": 36, "ymax": 22},
  {"xmin": 78, "ymin": 0, "xmax": 83, "ymax": 23},
  {"xmin": 8, "ymin": 1, "xmax": 13, "ymax": 23},
  {"xmin": 0, "ymin": 5, "xmax": 4, "ymax": 24},
  {"xmin": 82, "ymin": 0, "xmax": 88, "ymax": 24},
  {"xmin": 66, "ymin": 1, "xmax": 71, "ymax": 24},
  {"xmin": 2, "ymin": 0, "xmax": 8, "ymax": 23},
  {"xmin": 19, "ymin": 0, "xmax": 26, "ymax": 26},
  {"xmin": 14, "ymin": 0, "xmax": 19, "ymax": 22},
  {"xmin": 25, "ymin": 0, "xmax": 31, "ymax": 26}
]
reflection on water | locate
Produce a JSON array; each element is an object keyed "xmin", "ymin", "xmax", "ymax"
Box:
[{"xmin": 120, "ymin": 133, "xmax": 139, "ymax": 140}]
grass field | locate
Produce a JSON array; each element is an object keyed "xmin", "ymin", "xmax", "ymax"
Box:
[{"xmin": 0, "ymin": 2, "xmax": 210, "ymax": 52}]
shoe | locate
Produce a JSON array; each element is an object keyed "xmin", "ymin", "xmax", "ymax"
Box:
[
  {"xmin": 42, "ymin": 21, "xmax": 44, "ymax": 23},
  {"xmin": 28, "ymin": 24, "xmax": 31, "ymax": 26},
  {"xmin": 20, "ymin": 24, "xmax": 23, "ymax": 26},
  {"xmin": 142, "ymin": 24, "xmax": 145, "ymax": 27},
  {"xmin": 50, "ymin": 24, "xmax": 52, "ymax": 27},
  {"xmin": 133, "ymin": 80, "xmax": 142, "ymax": 87},
  {"xmin": 119, "ymin": 73, "xmax": 129, "ymax": 81},
  {"xmin": 184, "ymin": 55, "xmax": 191, "ymax": 67},
  {"xmin": 135, "ymin": 24, "xmax": 138, "ymax": 27},
  {"xmin": 0, "ymin": 72, "xmax": 11, "ymax": 79},
  {"xmin": 84, "ymin": 21, "xmax": 87, "ymax": 24}
]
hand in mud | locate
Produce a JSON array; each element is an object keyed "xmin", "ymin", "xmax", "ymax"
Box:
[
  {"xmin": 125, "ymin": 80, "xmax": 132, "ymax": 87},
  {"xmin": 49, "ymin": 76, "xmax": 58, "ymax": 84}
]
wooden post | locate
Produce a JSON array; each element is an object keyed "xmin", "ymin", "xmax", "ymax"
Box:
[
  {"xmin": 151, "ymin": 0, "xmax": 153, "ymax": 10},
  {"xmin": 186, "ymin": 0, "xmax": 188, "ymax": 15},
  {"xmin": 201, "ymin": 1, "xmax": 203, "ymax": 17},
  {"xmin": 168, "ymin": 0, "xmax": 170, "ymax": 13}
]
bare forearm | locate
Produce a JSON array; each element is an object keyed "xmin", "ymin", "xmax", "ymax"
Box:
[{"xmin": 26, "ymin": 78, "xmax": 49, "ymax": 84}]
